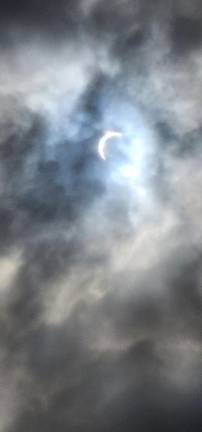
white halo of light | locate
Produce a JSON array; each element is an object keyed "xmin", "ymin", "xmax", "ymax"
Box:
[
  {"xmin": 120, "ymin": 164, "xmax": 137, "ymax": 179},
  {"xmin": 98, "ymin": 130, "xmax": 123, "ymax": 160}
]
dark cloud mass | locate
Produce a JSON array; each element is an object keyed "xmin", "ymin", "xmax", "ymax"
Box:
[{"xmin": 0, "ymin": 1, "xmax": 201, "ymax": 431}]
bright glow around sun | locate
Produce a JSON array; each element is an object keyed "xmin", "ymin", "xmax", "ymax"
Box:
[
  {"xmin": 120, "ymin": 164, "xmax": 137, "ymax": 179},
  {"xmin": 97, "ymin": 126, "xmax": 154, "ymax": 194}
]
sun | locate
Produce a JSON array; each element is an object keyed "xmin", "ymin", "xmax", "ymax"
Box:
[{"xmin": 98, "ymin": 130, "xmax": 123, "ymax": 160}]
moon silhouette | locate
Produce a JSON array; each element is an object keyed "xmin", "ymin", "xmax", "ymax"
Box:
[{"xmin": 98, "ymin": 130, "xmax": 123, "ymax": 160}]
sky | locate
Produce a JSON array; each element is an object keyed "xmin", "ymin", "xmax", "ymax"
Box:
[{"xmin": 0, "ymin": 1, "xmax": 201, "ymax": 431}]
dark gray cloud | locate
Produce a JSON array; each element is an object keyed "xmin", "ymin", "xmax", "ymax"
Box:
[
  {"xmin": 0, "ymin": 0, "xmax": 80, "ymax": 40},
  {"xmin": 172, "ymin": 15, "xmax": 202, "ymax": 54},
  {"xmin": 0, "ymin": 1, "xmax": 201, "ymax": 431}
]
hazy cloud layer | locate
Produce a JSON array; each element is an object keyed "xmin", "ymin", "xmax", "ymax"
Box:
[{"xmin": 0, "ymin": 1, "xmax": 201, "ymax": 431}]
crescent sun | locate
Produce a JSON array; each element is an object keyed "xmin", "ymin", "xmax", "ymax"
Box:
[{"xmin": 98, "ymin": 130, "xmax": 123, "ymax": 160}]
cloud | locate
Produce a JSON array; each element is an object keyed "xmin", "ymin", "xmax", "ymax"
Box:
[{"xmin": 0, "ymin": 1, "xmax": 201, "ymax": 431}]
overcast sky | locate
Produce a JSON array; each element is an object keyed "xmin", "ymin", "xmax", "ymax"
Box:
[{"xmin": 0, "ymin": 1, "xmax": 201, "ymax": 431}]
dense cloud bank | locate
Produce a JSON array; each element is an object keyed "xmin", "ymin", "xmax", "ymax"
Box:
[{"xmin": 0, "ymin": 1, "xmax": 201, "ymax": 431}]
